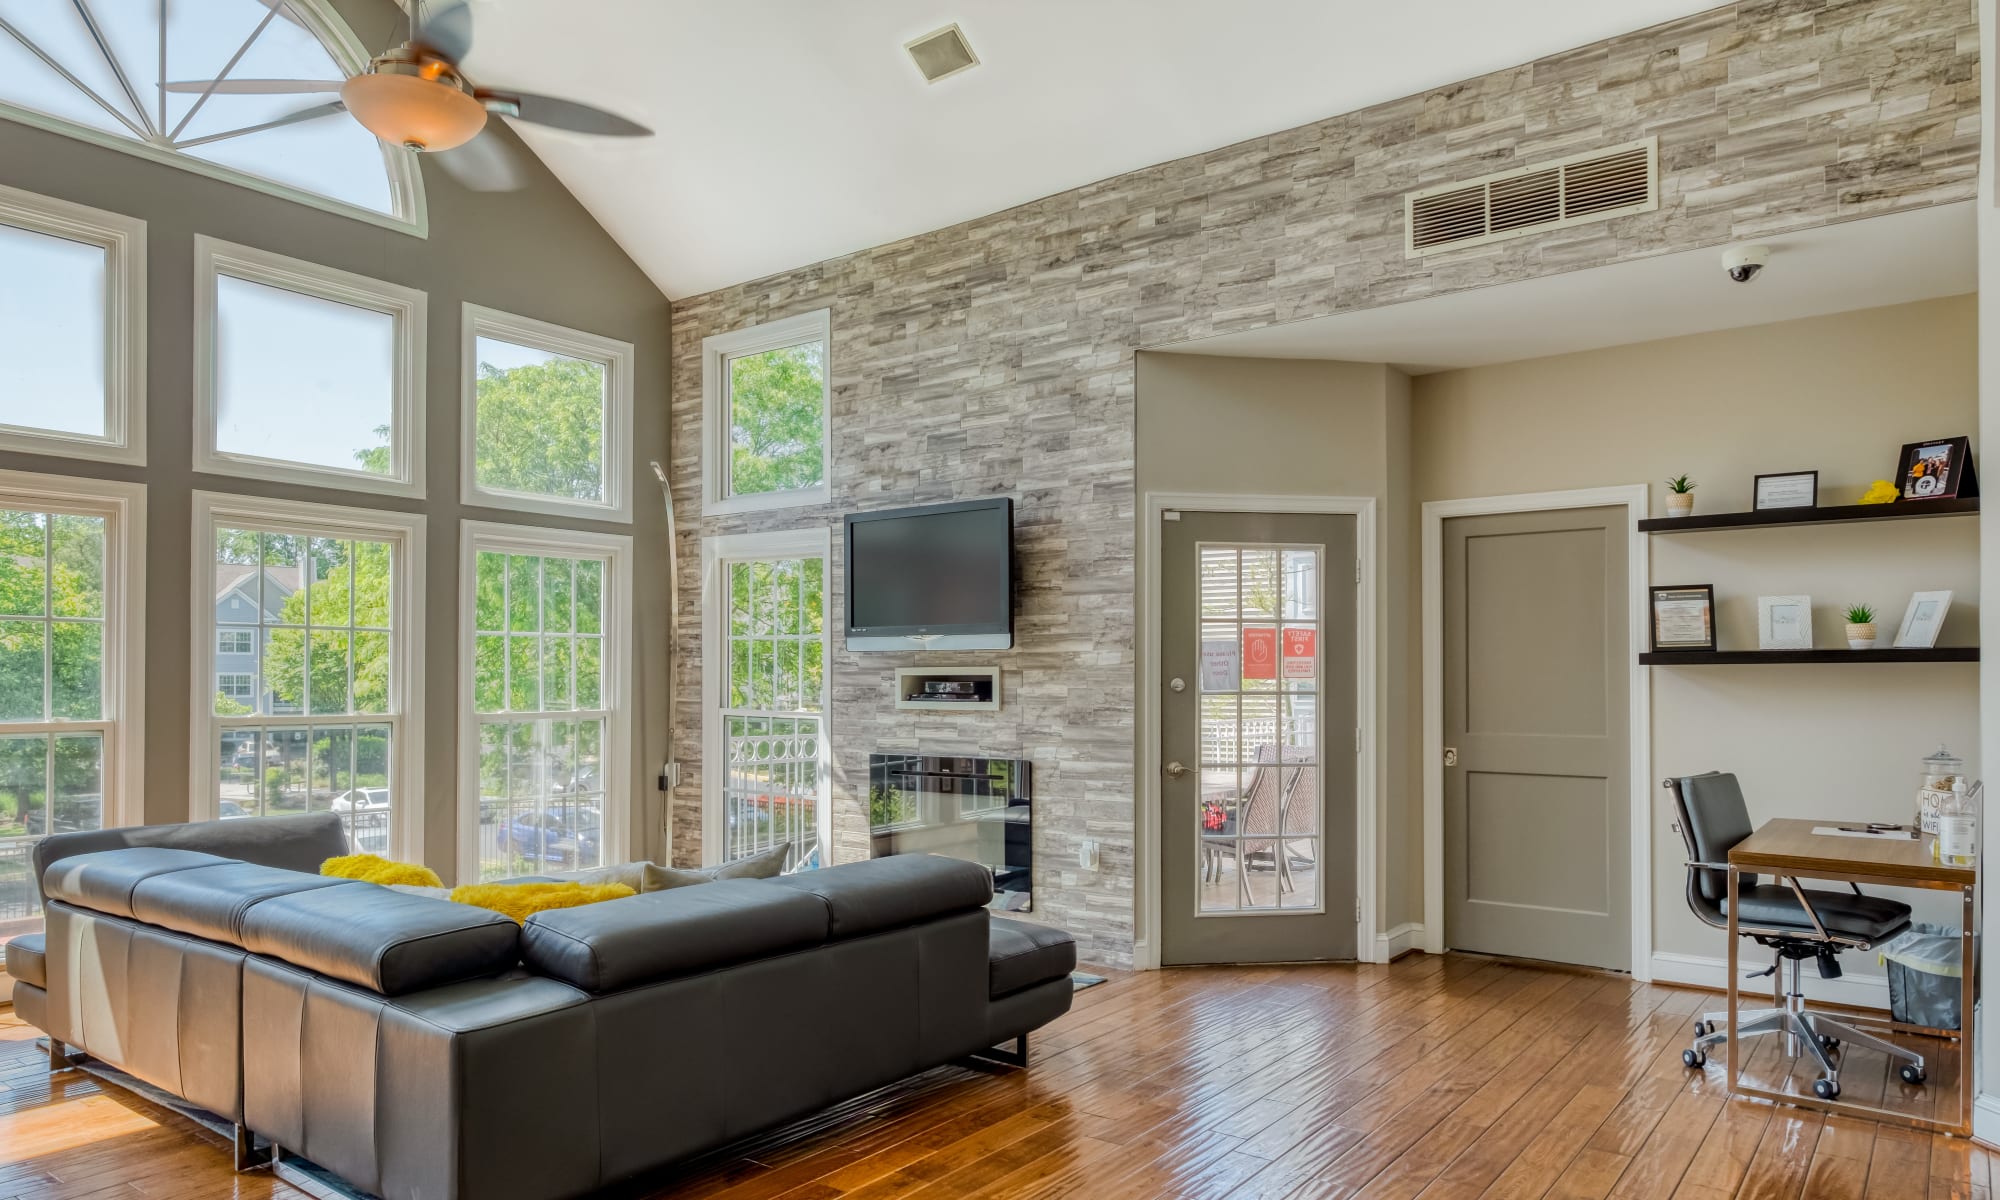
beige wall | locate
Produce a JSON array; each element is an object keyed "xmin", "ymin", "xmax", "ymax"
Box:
[
  {"xmin": 1134, "ymin": 353, "xmax": 1423, "ymax": 946},
  {"xmin": 1414, "ymin": 296, "xmax": 1980, "ymax": 980},
  {"xmin": 1133, "ymin": 296, "xmax": 1978, "ymax": 979}
]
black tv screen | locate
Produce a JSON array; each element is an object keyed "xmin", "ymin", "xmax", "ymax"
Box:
[{"xmin": 845, "ymin": 499, "xmax": 1013, "ymax": 650}]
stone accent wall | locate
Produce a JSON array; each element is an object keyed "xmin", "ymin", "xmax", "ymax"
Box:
[{"xmin": 667, "ymin": 0, "xmax": 1978, "ymax": 967}]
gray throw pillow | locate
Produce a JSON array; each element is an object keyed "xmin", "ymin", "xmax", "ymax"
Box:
[
  {"xmin": 648, "ymin": 843, "xmax": 792, "ymax": 890},
  {"xmin": 386, "ymin": 883, "xmax": 453, "ymax": 900}
]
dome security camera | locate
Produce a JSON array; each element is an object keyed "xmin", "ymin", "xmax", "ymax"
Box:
[{"xmin": 1722, "ymin": 244, "xmax": 1770, "ymax": 283}]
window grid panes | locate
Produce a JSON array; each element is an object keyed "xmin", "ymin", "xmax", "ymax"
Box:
[
  {"xmin": 722, "ymin": 557, "xmax": 824, "ymax": 869},
  {"xmin": 725, "ymin": 339, "xmax": 825, "ymax": 501},
  {"xmin": 212, "ymin": 525, "xmax": 396, "ymax": 853},
  {"xmin": 472, "ymin": 550, "xmax": 609, "ymax": 882},
  {"xmin": 1195, "ymin": 544, "xmax": 1322, "ymax": 916},
  {"xmin": 0, "ymin": 507, "xmax": 109, "ymax": 941}
]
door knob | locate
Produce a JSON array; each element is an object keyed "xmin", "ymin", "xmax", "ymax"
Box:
[
  {"xmin": 1165, "ymin": 761, "xmax": 1187, "ymax": 778},
  {"xmin": 1443, "ymin": 747, "xmax": 1459, "ymax": 767}
]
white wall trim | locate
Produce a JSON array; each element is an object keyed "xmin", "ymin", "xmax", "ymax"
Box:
[
  {"xmin": 699, "ymin": 310, "xmax": 832, "ymax": 517},
  {"xmin": 188, "ymin": 492, "xmax": 426, "ymax": 863},
  {"xmin": 1377, "ymin": 922, "xmax": 1425, "ymax": 960},
  {"xmin": 1649, "ymin": 951, "xmax": 1890, "ymax": 1012},
  {"xmin": 1972, "ymin": 1094, "xmax": 2000, "ymax": 1149},
  {"xmin": 0, "ymin": 184, "xmax": 147, "ymax": 465},
  {"xmin": 1138, "ymin": 491, "xmax": 1380, "ymax": 969},
  {"xmin": 1421, "ymin": 485, "xmax": 1651, "ymax": 976},
  {"xmin": 459, "ymin": 304, "xmax": 635, "ymax": 523},
  {"xmin": 699, "ymin": 526, "xmax": 834, "ymax": 868},
  {"xmin": 455, "ymin": 521, "xmax": 636, "ymax": 883},
  {"xmin": 192, "ymin": 235, "xmax": 428, "ymax": 499}
]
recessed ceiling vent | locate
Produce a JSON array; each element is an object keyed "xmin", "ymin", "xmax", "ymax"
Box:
[
  {"xmin": 906, "ymin": 24, "xmax": 979, "ymax": 83},
  {"xmin": 1405, "ymin": 137, "xmax": 1658, "ymax": 257}
]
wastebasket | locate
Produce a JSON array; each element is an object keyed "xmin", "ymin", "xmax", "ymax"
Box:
[{"xmin": 1879, "ymin": 923, "xmax": 1968, "ymax": 1030}]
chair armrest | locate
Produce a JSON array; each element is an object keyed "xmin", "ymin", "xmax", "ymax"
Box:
[{"xmin": 1684, "ymin": 860, "xmax": 1730, "ymax": 872}]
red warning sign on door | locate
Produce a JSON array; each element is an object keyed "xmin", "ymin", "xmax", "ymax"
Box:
[
  {"xmin": 1282, "ymin": 627, "xmax": 1315, "ymax": 679},
  {"xmin": 1242, "ymin": 628, "xmax": 1277, "ymax": 679}
]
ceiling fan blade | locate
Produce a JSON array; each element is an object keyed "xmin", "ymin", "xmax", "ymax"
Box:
[
  {"xmin": 160, "ymin": 78, "xmax": 345, "ymax": 94},
  {"xmin": 431, "ymin": 133, "xmax": 529, "ymax": 192},
  {"xmin": 480, "ymin": 91, "xmax": 652, "ymax": 137},
  {"xmin": 412, "ymin": 1, "xmax": 474, "ymax": 65}
]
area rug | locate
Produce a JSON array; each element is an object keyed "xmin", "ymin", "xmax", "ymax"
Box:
[{"xmin": 1071, "ymin": 971, "xmax": 1106, "ymax": 991}]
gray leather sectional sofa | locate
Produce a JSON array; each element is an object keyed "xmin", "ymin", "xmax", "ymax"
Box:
[{"xmin": 6, "ymin": 814, "xmax": 1077, "ymax": 1200}]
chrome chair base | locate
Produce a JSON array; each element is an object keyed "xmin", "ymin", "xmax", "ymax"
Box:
[{"xmin": 1686, "ymin": 955, "xmax": 1925, "ymax": 1098}]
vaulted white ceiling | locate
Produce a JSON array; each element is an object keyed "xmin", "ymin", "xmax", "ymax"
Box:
[{"xmin": 462, "ymin": 1, "xmax": 1723, "ymax": 300}]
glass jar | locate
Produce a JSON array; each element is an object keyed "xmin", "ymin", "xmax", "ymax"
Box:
[{"xmin": 1918, "ymin": 744, "xmax": 1963, "ymax": 836}]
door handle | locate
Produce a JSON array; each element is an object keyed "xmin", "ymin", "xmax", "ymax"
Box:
[
  {"xmin": 1165, "ymin": 761, "xmax": 1188, "ymax": 778},
  {"xmin": 1443, "ymin": 747, "xmax": 1459, "ymax": 767}
]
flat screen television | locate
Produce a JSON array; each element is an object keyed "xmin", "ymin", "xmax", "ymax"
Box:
[{"xmin": 844, "ymin": 498, "xmax": 1013, "ymax": 651}]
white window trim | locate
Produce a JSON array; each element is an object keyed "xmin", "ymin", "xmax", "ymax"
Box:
[
  {"xmin": 460, "ymin": 304, "xmax": 635, "ymax": 523},
  {"xmin": 456, "ymin": 520, "xmax": 635, "ymax": 883},
  {"xmin": 700, "ymin": 526, "xmax": 832, "ymax": 868},
  {"xmin": 700, "ymin": 309, "xmax": 832, "ymax": 516},
  {"xmin": 0, "ymin": 470, "xmax": 146, "ymax": 828},
  {"xmin": 188, "ymin": 491, "xmax": 426, "ymax": 861},
  {"xmin": 192, "ymin": 236, "xmax": 428, "ymax": 498},
  {"xmin": 0, "ymin": 0, "xmax": 427, "ymax": 238},
  {"xmin": 0, "ymin": 184, "xmax": 146, "ymax": 465}
]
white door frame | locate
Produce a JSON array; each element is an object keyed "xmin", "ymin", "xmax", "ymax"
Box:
[
  {"xmin": 1138, "ymin": 491, "xmax": 1380, "ymax": 970},
  {"xmin": 1420, "ymin": 485, "xmax": 1651, "ymax": 976},
  {"xmin": 700, "ymin": 526, "xmax": 834, "ymax": 869}
]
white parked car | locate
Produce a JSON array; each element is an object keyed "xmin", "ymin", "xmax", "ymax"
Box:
[{"xmin": 330, "ymin": 787, "xmax": 391, "ymax": 813}]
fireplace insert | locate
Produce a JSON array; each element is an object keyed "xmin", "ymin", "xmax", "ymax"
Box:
[{"xmin": 867, "ymin": 754, "xmax": 1031, "ymax": 911}]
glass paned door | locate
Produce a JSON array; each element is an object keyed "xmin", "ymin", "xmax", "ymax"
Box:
[{"xmin": 1159, "ymin": 510, "xmax": 1357, "ymax": 966}]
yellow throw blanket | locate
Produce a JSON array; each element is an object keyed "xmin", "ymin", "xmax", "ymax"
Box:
[
  {"xmin": 448, "ymin": 882, "xmax": 636, "ymax": 923},
  {"xmin": 321, "ymin": 853, "xmax": 443, "ymax": 889}
]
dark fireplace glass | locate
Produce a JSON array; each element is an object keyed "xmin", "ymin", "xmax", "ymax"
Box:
[{"xmin": 867, "ymin": 754, "xmax": 1031, "ymax": 912}]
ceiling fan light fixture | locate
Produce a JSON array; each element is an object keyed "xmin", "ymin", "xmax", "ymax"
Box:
[{"xmin": 341, "ymin": 70, "xmax": 486, "ymax": 151}]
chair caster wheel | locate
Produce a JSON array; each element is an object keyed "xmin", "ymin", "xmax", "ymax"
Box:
[
  {"xmin": 1813, "ymin": 1078, "xmax": 1841, "ymax": 1100},
  {"xmin": 1683, "ymin": 1049, "xmax": 1706, "ymax": 1068},
  {"xmin": 1899, "ymin": 1064, "xmax": 1927, "ymax": 1085},
  {"xmin": 1819, "ymin": 1035, "xmax": 1840, "ymax": 1050},
  {"xmin": 1693, "ymin": 1020, "xmax": 1712, "ymax": 1038}
]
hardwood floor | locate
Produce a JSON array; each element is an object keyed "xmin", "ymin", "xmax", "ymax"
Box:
[{"xmin": 0, "ymin": 954, "xmax": 1988, "ymax": 1199}]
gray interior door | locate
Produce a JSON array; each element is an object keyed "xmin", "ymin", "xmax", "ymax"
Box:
[
  {"xmin": 1160, "ymin": 510, "xmax": 1357, "ymax": 965},
  {"xmin": 1442, "ymin": 506, "xmax": 1630, "ymax": 970}
]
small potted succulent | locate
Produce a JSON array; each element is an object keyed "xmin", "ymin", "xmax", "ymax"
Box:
[
  {"xmin": 1844, "ymin": 604, "xmax": 1877, "ymax": 650},
  {"xmin": 1664, "ymin": 475, "xmax": 1697, "ymax": 518}
]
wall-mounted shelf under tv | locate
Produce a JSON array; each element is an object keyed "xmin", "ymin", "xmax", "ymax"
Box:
[
  {"xmin": 1638, "ymin": 497, "xmax": 1978, "ymax": 534},
  {"xmin": 1641, "ymin": 648, "xmax": 1979, "ymax": 666},
  {"xmin": 894, "ymin": 666, "xmax": 1001, "ymax": 711}
]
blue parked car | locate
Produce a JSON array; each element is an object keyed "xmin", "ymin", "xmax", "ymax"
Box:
[{"xmin": 496, "ymin": 806, "xmax": 601, "ymax": 869}]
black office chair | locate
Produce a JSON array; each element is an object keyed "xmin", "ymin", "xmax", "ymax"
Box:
[{"xmin": 1668, "ymin": 771, "xmax": 1926, "ymax": 1099}]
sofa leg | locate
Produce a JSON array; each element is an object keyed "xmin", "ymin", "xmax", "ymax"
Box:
[
  {"xmin": 968, "ymin": 1033, "xmax": 1029, "ymax": 1068},
  {"xmin": 46, "ymin": 1038, "xmax": 75, "ymax": 1073},
  {"xmin": 232, "ymin": 1124, "xmax": 271, "ymax": 1172}
]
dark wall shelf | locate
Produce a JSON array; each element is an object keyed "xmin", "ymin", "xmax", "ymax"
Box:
[
  {"xmin": 1641, "ymin": 648, "xmax": 1979, "ymax": 665},
  {"xmin": 1638, "ymin": 497, "xmax": 1978, "ymax": 534}
]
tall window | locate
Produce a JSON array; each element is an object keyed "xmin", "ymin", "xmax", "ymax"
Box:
[
  {"xmin": 0, "ymin": 1, "xmax": 424, "ymax": 232},
  {"xmin": 192, "ymin": 494, "xmax": 423, "ymax": 858},
  {"xmin": 703, "ymin": 529, "xmax": 829, "ymax": 870},
  {"xmin": 0, "ymin": 473, "xmax": 143, "ymax": 969},
  {"xmin": 195, "ymin": 237, "xmax": 427, "ymax": 497},
  {"xmin": 700, "ymin": 310, "xmax": 831, "ymax": 515},
  {"xmin": 460, "ymin": 523, "xmax": 631, "ymax": 883},
  {"xmin": 461, "ymin": 305, "xmax": 634, "ymax": 521},
  {"xmin": 0, "ymin": 185, "xmax": 145, "ymax": 464}
]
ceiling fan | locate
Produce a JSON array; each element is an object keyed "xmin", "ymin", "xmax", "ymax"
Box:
[{"xmin": 164, "ymin": 0, "xmax": 651, "ymax": 187}]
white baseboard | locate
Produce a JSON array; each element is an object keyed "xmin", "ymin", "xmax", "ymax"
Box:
[
  {"xmin": 1377, "ymin": 922, "xmax": 1425, "ymax": 962},
  {"xmin": 1973, "ymin": 1094, "xmax": 2000, "ymax": 1148},
  {"xmin": 1649, "ymin": 952, "xmax": 1890, "ymax": 1012}
]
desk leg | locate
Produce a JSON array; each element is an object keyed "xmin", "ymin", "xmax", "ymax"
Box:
[
  {"xmin": 1727, "ymin": 865, "xmax": 1740, "ymax": 1094},
  {"xmin": 1961, "ymin": 884, "xmax": 1976, "ymax": 1134}
]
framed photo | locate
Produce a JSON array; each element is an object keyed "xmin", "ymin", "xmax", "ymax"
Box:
[
  {"xmin": 1893, "ymin": 590, "xmax": 1953, "ymax": 649},
  {"xmin": 1754, "ymin": 471, "xmax": 1818, "ymax": 511},
  {"xmin": 1895, "ymin": 436, "xmax": 1979, "ymax": 501},
  {"xmin": 1756, "ymin": 594, "xmax": 1813, "ymax": 650},
  {"xmin": 1650, "ymin": 585, "xmax": 1716, "ymax": 652}
]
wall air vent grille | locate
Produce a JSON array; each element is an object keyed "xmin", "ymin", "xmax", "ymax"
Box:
[
  {"xmin": 1405, "ymin": 138, "xmax": 1657, "ymax": 257},
  {"xmin": 905, "ymin": 24, "xmax": 980, "ymax": 84}
]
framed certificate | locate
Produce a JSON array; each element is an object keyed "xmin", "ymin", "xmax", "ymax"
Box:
[
  {"xmin": 1754, "ymin": 471, "xmax": 1818, "ymax": 511},
  {"xmin": 1651, "ymin": 585, "xmax": 1716, "ymax": 652}
]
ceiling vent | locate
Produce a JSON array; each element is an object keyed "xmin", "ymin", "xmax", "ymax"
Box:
[
  {"xmin": 906, "ymin": 24, "xmax": 979, "ymax": 83},
  {"xmin": 1404, "ymin": 137, "xmax": 1658, "ymax": 257}
]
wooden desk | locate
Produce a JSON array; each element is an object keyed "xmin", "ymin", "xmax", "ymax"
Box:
[{"xmin": 1726, "ymin": 818, "xmax": 1976, "ymax": 1135}]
